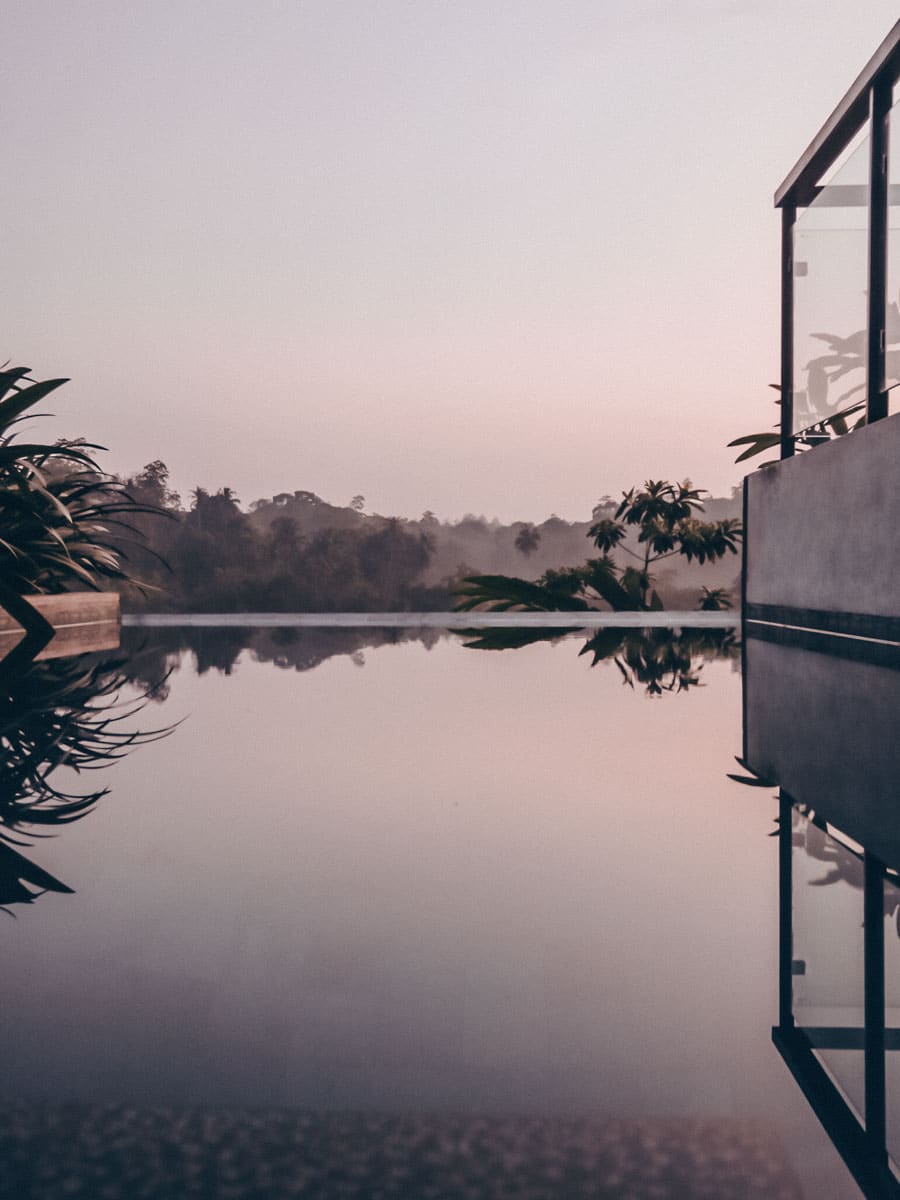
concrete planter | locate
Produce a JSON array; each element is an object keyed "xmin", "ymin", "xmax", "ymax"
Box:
[{"xmin": 0, "ymin": 592, "xmax": 120, "ymax": 661}]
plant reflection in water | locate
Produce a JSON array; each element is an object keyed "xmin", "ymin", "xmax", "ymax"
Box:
[
  {"xmin": 0, "ymin": 647, "xmax": 169, "ymax": 912},
  {"xmin": 0, "ymin": 621, "xmax": 735, "ymax": 903},
  {"xmin": 457, "ymin": 624, "xmax": 739, "ymax": 697}
]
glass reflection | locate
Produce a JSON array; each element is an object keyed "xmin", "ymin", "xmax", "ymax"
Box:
[
  {"xmin": 743, "ymin": 621, "xmax": 900, "ymax": 1197},
  {"xmin": 791, "ymin": 810, "xmax": 866, "ymax": 1122},
  {"xmin": 887, "ymin": 95, "xmax": 900, "ymax": 403},
  {"xmin": 792, "ymin": 135, "xmax": 869, "ymax": 441},
  {"xmin": 884, "ymin": 873, "xmax": 900, "ymax": 1171}
]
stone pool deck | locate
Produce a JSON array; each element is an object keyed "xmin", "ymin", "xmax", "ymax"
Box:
[{"xmin": 0, "ymin": 1106, "xmax": 802, "ymax": 1199}]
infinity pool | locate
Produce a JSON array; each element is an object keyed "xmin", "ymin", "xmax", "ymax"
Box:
[{"xmin": 0, "ymin": 625, "xmax": 862, "ymax": 1198}]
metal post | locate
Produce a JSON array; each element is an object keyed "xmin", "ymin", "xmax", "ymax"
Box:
[
  {"xmin": 780, "ymin": 203, "xmax": 796, "ymax": 457},
  {"xmin": 778, "ymin": 790, "xmax": 794, "ymax": 1029},
  {"xmin": 864, "ymin": 850, "xmax": 887, "ymax": 1155},
  {"xmin": 867, "ymin": 77, "xmax": 891, "ymax": 424}
]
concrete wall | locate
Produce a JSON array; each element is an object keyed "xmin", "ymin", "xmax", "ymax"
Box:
[
  {"xmin": 745, "ymin": 413, "xmax": 900, "ymax": 616},
  {"xmin": 0, "ymin": 592, "xmax": 120, "ymax": 661}
]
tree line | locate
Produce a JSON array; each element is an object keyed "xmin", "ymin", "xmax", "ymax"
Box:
[
  {"xmin": 114, "ymin": 461, "xmax": 743, "ymax": 613},
  {"xmin": 117, "ymin": 463, "xmax": 448, "ymax": 611}
]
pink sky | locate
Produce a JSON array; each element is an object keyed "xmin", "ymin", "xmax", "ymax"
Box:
[{"xmin": 5, "ymin": 1, "xmax": 899, "ymax": 521}]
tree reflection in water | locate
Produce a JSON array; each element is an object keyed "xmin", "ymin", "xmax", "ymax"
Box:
[
  {"xmin": 116, "ymin": 623, "xmax": 740, "ymax": 699},
  {"xmin": 0, "ymin": 649, "xmax": 169, "ymax": 912},
  {"xmin": 458, "ymin": 625, "xmax": 739, "ymax": 697},
  {"xmin": 0, "ymin": 621, "xmax": 737, "ymax": 903}
]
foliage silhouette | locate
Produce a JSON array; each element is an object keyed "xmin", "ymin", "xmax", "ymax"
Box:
[
  {"xmin": 0, "ymin": 840, "xmax": 73, "ymax": 909},
  {"xmin": 459, "ymin": 624, "xmax": 738, "ymax": 698},
  {"xmin": 118, "ymin": 482, "xmax": 443, "ymax": 613},
  {"xmin": 0, "ymin": 646, "xmax": 171, "ymax": 910},
  {"xmin": 456, "ymin": 482, "xmax": 741, "ymax": 614},
  {"xmin": 514, "ymin": 523, "xmax": 541, "ymax": 557},
  {"xmin": 0, "ymin": 366, "xmax": 165, "ymax": 597},
  {"xmin": 0, "ymin": 650, "xmax": 169, "ymax": 841}
]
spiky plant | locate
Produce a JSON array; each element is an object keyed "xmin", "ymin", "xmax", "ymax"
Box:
[
  {"xmin": 0, "ymin": 365, "xmax": 160, "ymax": 595},
  {"xmin": 0, "ymin": 650, "xmax": 169, "ymax": 842}
]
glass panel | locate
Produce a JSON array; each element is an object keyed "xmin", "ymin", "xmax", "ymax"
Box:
[
  {"xmin": 793, "ymin": 135, "xmax": 870, "ymax": 441},
  {"xmin": 884, "ymin": 872, "xmax": 900, "ymax": 1168},
  {"xmin": 887, "ymin": 96, "xmax": 900, "ymax": 404},
  {"xmin": 791, "ymin": 809, "xmax": 866, "ymax": 1121}
]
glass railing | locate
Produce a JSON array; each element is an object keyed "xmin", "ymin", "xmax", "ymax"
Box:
[
  {"xmin": 791, "ymin": 810, "xmax": 867, "ymax": 1122},
  {"xmin": 887, "ymin": 93, "xmax": 900, "ymax": 411},
  {"xmin": 884, "ymin": 871, "xmax": 900, "ymax": 1172},
  {"xmin": 792, "ymin": 135, "xmax": 869, "ymax": 440}
]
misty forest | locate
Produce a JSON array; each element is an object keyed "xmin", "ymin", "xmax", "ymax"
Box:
[{"xmin": 115, "ymin": 461, "xmax": 743, "ymax": 613}]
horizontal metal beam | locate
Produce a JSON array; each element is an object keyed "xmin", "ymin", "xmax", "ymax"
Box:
[
  {"xmin": 804, "ymin": 183, "xmax": 900, "ymax": 207},
  {"xmin": 775, "ymin": 20, "xmax": 900, "ymax": 209},
  {"xmin": 802, "ymin": 1027, "xmax": 900, "ymax": 1051},
  {"xmin": 773, "ymin": 1026, "xmax": 900, "ymax": 1199}
]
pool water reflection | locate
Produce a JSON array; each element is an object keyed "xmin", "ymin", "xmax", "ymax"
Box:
[{"xmin": 0, "ymin": 625, "xmax": 861, "ymax": 1197}]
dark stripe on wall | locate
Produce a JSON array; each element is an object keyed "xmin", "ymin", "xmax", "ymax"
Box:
[
  {"xmin": 745, "ymin": 619, "xmax": 900, "ymax": 670},
  {"xmin": 746, "ymin": 603, "xmax": 900, "ymax": 643}
]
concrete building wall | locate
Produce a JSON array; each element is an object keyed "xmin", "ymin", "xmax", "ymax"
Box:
[
  {"xmin": 745, "ymin": 413, "xmax": 900, "ymax": 617},
  {"xmin": 744, "ymin": 635, "xmax": 900, "ymax": 869}
]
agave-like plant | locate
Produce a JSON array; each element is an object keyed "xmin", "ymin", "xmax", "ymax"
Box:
[
  {"xmin": 0, "ymin": 365, "xmax": 173, "ymax": 908},
  {"xmin": 0, "ymin": 650, "xmax": 168, "ymax": 842},
  {"xmin": 0, "ymin": 649, "xmax": 172, "ymax": 911},
  {"xmin": 0, "ymin": 365, "xmax": 161, "ymax": 597}
]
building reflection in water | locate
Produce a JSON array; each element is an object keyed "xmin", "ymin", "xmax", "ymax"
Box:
[{"xmin": 743, "ymin": 620, "xmax": 900, "ymax": 1199}]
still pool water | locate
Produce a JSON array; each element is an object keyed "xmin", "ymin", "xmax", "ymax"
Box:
[{"xmin": 0, "ymin": 625, "xmax": 863, "ymax": 1197}]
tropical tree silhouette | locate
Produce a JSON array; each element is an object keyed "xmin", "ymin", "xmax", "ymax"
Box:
[
  {"xmin": 456, "ymin": 481, "xmax": 741, "ymax": 613},
  {"xmin": 513, "ymin": 523, "xmax": 541, "ymax": 557}
]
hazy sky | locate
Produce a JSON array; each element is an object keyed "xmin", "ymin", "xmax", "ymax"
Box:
[{"xmin": 5, "ymin": 1, "xmax": 898, "ymax": 521}]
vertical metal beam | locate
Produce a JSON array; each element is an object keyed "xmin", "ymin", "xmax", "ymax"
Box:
[
  {"xmin": 864, "ymin": 850, "xmax": 887, "ymax": 1155},
  {"xmin": 740, "ymin": 481, "xmax": 748, "ymax": 764},
  {"xmin": 778, "ymin": 790, "xmax": 794, "ymax": 1030},
  {"xmin": 780, "ymin": 204, "xmax": 796, "ymax": 457},
  {"xmin": 867, "ymin": 77, "xmax": 891, "ymax": 423}
]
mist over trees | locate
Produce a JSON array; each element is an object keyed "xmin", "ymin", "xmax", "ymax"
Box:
[{"xmin": 115, "ymin": 461, "xmax": 742, "ymax": 613}]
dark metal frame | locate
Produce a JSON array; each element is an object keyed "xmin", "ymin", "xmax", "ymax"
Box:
[
  {"xmin": 775, "ymin": 795, "xmax": 900, "ymax": 1198},
  {"xmin": 777, "ymin": 20, "xmax": 900, "ymax": 457}
]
